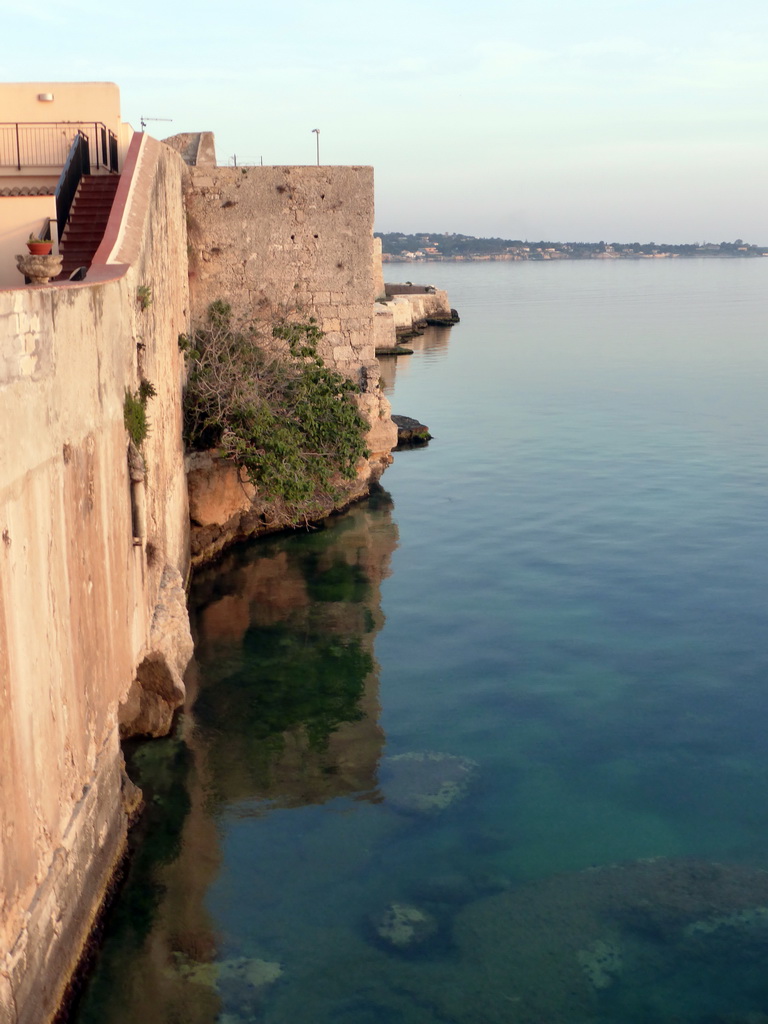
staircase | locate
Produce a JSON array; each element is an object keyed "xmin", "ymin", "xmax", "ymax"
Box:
[{"xmin": 57, "ymin": 174, "xmax": 120, "ymax": 279}]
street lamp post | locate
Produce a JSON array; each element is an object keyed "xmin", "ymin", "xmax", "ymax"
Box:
[{"xmin": 312, "ymin": 128, "xmax": 320, "ymax": 166}]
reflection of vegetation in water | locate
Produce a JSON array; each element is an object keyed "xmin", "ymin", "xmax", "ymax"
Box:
[
  {"xmin": 195, "ymin": 625, "xmax": 372, "ymax": 757},
  {"xmin": 304, "ymin": 555, "xmax": 370, "ymax": 604},
  {"xmin": 190, "ymin": 507, "xmax": 382, "ymax": 798},
  {"xmin": 72, "ymin": 735, "xmax": 192, "ymax": 1023}
]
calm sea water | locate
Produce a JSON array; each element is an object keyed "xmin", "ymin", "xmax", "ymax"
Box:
[{"xmin": 74, "ymin": 259, "xmax": 768, "ymax": 1024}]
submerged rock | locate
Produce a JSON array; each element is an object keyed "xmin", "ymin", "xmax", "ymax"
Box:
[
  {"xmin": 169, "ymin": 953, "xmax": 282, "ymax": 992},
  {"xmin": 372, "ymin": 902, "xmax": 438, "ymax": 949},
  {"xmin": 684, "ymin": 905, "xmax": 768, "ymax": 939},
  {"xmin": 576, "ymin": 937, "xmax": 623, "ymax": 989},
  {"xmin": 381, "ymin": 751, "xmax": 478, "ymax": 815},
  {"xmin": 424, "ymin": 858, "xmax": 768, "ymax": 1023}
]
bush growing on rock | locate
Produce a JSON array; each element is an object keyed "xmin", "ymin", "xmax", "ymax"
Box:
[{"xmin": 183, "ymin": 301, "xmax": 370, "ymax": 524}]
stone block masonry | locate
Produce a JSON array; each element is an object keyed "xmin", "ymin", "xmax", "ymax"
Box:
[{"xmin": 185, "ymin": 164, "xmax": 379, "ymax": 376}]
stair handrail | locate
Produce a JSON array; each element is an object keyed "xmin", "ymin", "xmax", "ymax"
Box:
[
  {"xmin": 55, "ymin": 130, "xmax": 90, "ymax": 241},
  {"xmin": 108, "ymin": 130, "xmax": 118, "ymax": 172}
]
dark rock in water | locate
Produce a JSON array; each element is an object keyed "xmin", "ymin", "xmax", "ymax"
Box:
[
  {"xmin": 380, "ymin": 751, "xmax": 477, "ymax": 814},
  {"xmin": 375, "ymin": 345, "xmax": 414, "ymax": 356},
  {"xmin": 425, "ymin": 314, "xmax": 459, "ymax": 327},
  {"xmin": 392, "ymin": 415, "xmax": 431, "ymax": 446}
]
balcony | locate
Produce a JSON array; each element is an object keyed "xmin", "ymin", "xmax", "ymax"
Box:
[{"xmin": 0, "ymin": 121, "xmax": 118, "ymax": 174}]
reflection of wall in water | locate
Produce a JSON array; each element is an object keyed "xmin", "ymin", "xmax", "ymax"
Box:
[
  {"xmin": 192, "ymin": 497, "xmax": 398, "ymax": 806},
  {"xmin": 97, "ymin": 496, "xmax": 398, "ymax": 1024},
  {"xmin": 378, "ymin": 325, "xmax": 453, "ymax": 396}
]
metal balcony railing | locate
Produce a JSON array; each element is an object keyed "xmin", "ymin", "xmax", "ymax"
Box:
[{"xmin": 0, "ymin": 122, "xmax": 119, "ymax": 173}]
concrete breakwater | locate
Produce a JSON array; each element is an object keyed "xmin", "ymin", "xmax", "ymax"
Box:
[{"xmin": 0, "ymin": 113, "xmax": 455, "ymax": 1024}]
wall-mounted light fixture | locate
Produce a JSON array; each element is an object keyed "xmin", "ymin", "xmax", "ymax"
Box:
[{"xmin": 37, "ymin": 93, "xmax": 54, "ymax": 102}]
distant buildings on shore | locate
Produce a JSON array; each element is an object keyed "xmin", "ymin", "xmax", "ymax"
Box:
[{"xmin": 377, "ymin": 233, "xmax": 768, "ymax": 262}]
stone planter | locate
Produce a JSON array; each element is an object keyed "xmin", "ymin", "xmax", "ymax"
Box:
[{"xmin": 16, "ymin": 253, "xmax": 64, "ymax": 285}]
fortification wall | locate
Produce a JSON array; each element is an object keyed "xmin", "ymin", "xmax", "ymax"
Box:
[
  {"xmin": 185, "ymin": 165, "xmax": 377, "ymax": 373},
  {"xmin": 0, "ymin": 137, "xmax": 192, "ymax": 1024},
  {"xmin": 372, "ymin": 236, "xmax": 386, "ymax": 300},
  {"xmin": 182, "ymin": 162, "xmax": 397, "ymax": 563}
]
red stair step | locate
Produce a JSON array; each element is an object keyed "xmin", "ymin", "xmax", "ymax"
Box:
[{"xmin": 56, "ymin": 174, "xmax": 120, "ymax": 280}]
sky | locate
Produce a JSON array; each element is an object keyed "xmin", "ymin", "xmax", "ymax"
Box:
[{"xmin": 3, "ymin": 0, "xmax": 767, "ymax": 243}]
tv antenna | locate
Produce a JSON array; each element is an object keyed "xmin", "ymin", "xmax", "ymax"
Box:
[{"xmin": 140, "ymin": 116, "xmax": 173, "ymax": 132}]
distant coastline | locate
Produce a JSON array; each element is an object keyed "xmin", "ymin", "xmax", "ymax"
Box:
[{"xmin": 377, "ymin": 233, "xmax": 768, "ymax": 262}]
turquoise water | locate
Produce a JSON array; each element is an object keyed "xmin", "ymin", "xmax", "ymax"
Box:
[{"xmin": 74, "ymin": 259, "xmax": 768, "ymax": 1024}]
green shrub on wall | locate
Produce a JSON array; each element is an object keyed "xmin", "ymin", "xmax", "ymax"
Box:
[
  {"xmin": 123, "ymin": 379, "xmax": 157, "ymax": 448},
  {"xmin": 183, "ymin": 302, "xmax": 369, "ymax": 522}
]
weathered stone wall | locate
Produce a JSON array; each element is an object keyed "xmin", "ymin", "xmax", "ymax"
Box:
[
  {"xmin": 161, "ymin": 131, "xmax": 216, "ymax": 170},
  {"xmin": 185, "ymin": 164, "xmax": 377, "ymax": 373},
  {"xmin": 181, "ymin": 161, "xmax": 397, "ymax": 563},
  {"xmin": 372, "ymin": 236, "xmax": 386, "ymax": 300},
  {"xmin": 0, "ymin": 136, "xmax": 192, "ymax": 1024}
]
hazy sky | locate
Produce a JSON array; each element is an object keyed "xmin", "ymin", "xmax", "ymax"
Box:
[{"xmin": 3, "ymin": 0, "xmax": 766, "ymax": 242}]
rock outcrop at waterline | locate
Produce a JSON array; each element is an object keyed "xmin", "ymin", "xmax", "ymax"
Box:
[
  {"xmin": 391, "ymin": 414, "xmax": 432, "ymax": 446},
  {"xmin": 118, "ymin": 567, "xmax": 194, "ymax": 738},
  {"xmin": 186, "ymin": 422, "xmax": 395, "ymax": 567}
]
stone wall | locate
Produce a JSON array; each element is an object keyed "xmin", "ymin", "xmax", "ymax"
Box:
[
  {"xmin": 185, "ymin": 164, "xmax": 377, "ymax": 372},
  {"xmin": 0, "ymin": 136, "xmax": 192, "ymax": 1024},
  {"xmin": 181, "ymin": 160, "xmax": 397, "ymax": 563},
  {"xmin": 372, "ymin": 236, "xmax": 386, "ymax": 300}
]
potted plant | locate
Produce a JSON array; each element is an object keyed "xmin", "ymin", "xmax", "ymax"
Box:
[{"xmin": 27, "ymin": 234, "xmax": 53, "ymax": 255}]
